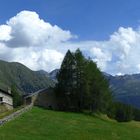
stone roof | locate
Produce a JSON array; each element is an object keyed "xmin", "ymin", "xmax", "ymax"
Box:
[
  {"xmin": 23, "ymin": 88, "xmax": 50, "ymax": 99},
  {"xmin": 0, "ymin": 88, "xmax": 13, "ymax": 97}
]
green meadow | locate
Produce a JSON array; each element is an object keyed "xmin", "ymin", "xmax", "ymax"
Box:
[{"xmin": 0, "ymin": 107, "xmax": 140, "ymax": 140}]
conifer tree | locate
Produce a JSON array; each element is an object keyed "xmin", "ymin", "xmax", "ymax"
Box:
[
  {"xmin": 85, "ymin": 59, "xmax": 112, "ymax": 112},
  {"xmin": 74, "ymin": 49, "xmax": 87, "ymax": 111},
  {"xmin": 55, "ymin": 50, "xmax": 76, "ymax": 110}
]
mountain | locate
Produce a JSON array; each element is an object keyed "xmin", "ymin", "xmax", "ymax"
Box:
[
  {"xmin": 104, "ymin": 73, "xmax": 140, "ymax": 108},
  {"xmin": 0, "ymin": 60, "xmax": 54, "ymax": 94},
  {"xmin": 36, "ymin": 69, "xmax": 59, "ymax": 82},
  {"xmin": 49, "ymin": 69, "xmax": 59, "ymax": 81},
  {"xmin": 36, "ymin": 70, "xmax": 50, "ymax": 78}
]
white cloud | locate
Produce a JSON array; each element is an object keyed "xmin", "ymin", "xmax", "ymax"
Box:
[
  {"xmin": 3, "ymin": 10, "xmax": 73, "ymax": 48},
  {"xmin": 11, "ymin": 48, "xmax": 64, "ymax": 72},
  {"xmin": 90, "ymin": 47, "xmax": 112, "ymax": 70},
  {"xmin": 0, "ymin": 10, "xmax": 71, "ymax": 72},
  {"xmin": 0, "ymin": 25, "xmax": 11, "ymax": 41},
  {"xmin": 1, "ymin": 10, "xmax": 140, "ymax": 75}
]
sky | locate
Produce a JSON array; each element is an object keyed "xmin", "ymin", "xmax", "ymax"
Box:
[{"xmin": 1, "ymin": 0, "xmax": 140, "ymax": 75}]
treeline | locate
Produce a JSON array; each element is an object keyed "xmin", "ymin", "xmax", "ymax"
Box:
[
  {"xmin": 55, "ymin": 49, "xmax": 140, "ymax": 122},
  {"xmin": 108, "ymin": 101, "xmax": 140, "ymax": 122},
  {"xmin": 55, "ymin": 49, "xmax": 112, "ymax": 113}
]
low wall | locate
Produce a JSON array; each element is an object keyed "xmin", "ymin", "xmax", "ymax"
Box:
[{"xmin": 0, "ymin": 104, "xmax": 33, "ymax": 126}]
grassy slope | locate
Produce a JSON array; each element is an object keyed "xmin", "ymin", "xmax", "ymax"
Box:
[
  {"xmin": 0, "ymin": 60, "xmax": 54, "ymax": 94},
  {"xmin": 0, "ymin": 107, "xmax": 140, "ymax": 140}
]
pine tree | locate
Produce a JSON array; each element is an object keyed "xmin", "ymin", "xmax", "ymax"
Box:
[
  {"xmin": 85, "ymin": 58, "xmax": 112, "ymax": 113},
  {"xmin": 74, "ymin": 49, "xmax": 87, "ymax": 111},
  {"xmin": 55, "ymin": 50, "xmax": 76, "ymax": 110}
]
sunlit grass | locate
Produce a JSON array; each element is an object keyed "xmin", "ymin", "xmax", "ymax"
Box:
[{"xmin": 0, "ymin": 107, "xmax": 140, "ymax": 140}]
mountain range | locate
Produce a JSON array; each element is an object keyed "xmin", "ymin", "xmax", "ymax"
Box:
[
  {"xmin": 0, "ymin": 59, "xmax": 140, "ymax": 108},
  {"xmin": 104, "ymin": 73, "xmax": 140, "ymax": 108}
]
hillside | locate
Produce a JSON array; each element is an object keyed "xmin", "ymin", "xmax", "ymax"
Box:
[
  {"xmin": 0, "ymin": 107, "xmax": 140, "ymax": 140},
  {"xmin": 0, "ymin": 60, "xmax": 54, "ymax": 94},
  {"xmin": 105, "ymin": 74, "xmax": 140, "ymax": 108}
]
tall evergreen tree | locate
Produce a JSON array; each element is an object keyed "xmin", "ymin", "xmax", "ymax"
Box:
[
  {"xmin": 55, "ymin": 50, "xmax": 76, "ymax": 110},
  {"xmin": 85, "ymin": 59, "xmax": 112, "ymax": 112},
  {"xmin": 74, "ymin": 49, "xmax": 87, "ymax": 111}
]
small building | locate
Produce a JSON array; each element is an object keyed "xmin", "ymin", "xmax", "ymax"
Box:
[
  {"xmin": 24, "ymin": 88, "xmax": 58, "ymax": 110},
  {"xmin": 0, "ymin": 88, "xmax": 13, "ymax": 111},
  {"xmin": 23, "ymin": 89, "xmax": 42, "ymax": 105}
]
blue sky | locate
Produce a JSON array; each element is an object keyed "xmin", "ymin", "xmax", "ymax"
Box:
[
  {"xmin": 1, "ymin": 0, "xmax": 140, "ymax": 75},
  {"xmin": 0, "ymin": 0, "xmax": 140, "ymax": 40}
]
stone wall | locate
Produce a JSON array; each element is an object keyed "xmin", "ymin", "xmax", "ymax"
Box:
[
  {"xmin": 34, "ymin": 89, "xmax": 58, "ymax": 110},
  {"xmin": 0, "ymin": 105, "xmax": 33, "ymax": 126}
]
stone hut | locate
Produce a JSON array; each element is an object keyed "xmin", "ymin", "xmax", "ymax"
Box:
[
  {"xmin": 23, "ymin": 89, "xmax": 40, "ymax": 105},
  {"xmin": 0, "ymin": 88, "xmax": 13, "ymax": 110},
  {"xmin": 24, "ymin": 88, "xmax": 58, "ymax": 110}
]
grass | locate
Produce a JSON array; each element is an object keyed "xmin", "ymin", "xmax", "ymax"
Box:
[{"xmin": 0, "ymin": 107, "xmax": 140, "ymax": 140}]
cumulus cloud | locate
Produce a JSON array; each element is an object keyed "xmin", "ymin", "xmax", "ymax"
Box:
[
  {"xmin": 0, "ymin": 25, "xmax": 11, "ymax": 41},
  {"xmin": 0, "ymin": 10, "xmax": 72, "ymax": 71},
  {"xmin": 90, "ymin": 47, "xmax": 112, "ymax": 70},
  {"xmin": 11, "ymin": 48, "xmax": 64, "ymax": 71},
  {"xmin": 3, "ymin": 10, "xmax": 73, "ymax": 48},
  {"xmin": 88, "ymin": 27, "xmax": 140, "ymax": 75},
  {"xmin": 1, "ymin": 10, "xmax": 140, "ymax": 75}
]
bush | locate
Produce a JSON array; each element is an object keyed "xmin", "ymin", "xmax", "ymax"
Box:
[{"xmin": 11, "ymin": 85, "xmax": 23, "ymax": 108}]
